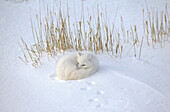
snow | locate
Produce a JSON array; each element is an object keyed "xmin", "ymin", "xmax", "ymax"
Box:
[{"xmin": 0, "ymin": 0, "xmax": 170, "ymax": 112}]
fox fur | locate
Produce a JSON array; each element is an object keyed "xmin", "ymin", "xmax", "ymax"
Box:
[{"xmin": 56, "ymin": 52, "xmax": 99, "ymax": 80}]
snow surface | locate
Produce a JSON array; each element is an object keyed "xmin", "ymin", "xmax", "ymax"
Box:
[{"xmin": 0, "ymin": 0, "xmax": 170, "ymax": 112}]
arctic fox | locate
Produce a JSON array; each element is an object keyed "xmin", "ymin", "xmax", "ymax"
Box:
[{"xmin": 56, "ymin": 52, "xmax": 99, "ymax": 80}]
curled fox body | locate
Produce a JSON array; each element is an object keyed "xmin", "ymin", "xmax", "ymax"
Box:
[{"xmin": 56, "ymin": 52, "xmax": 99, "ymax": 80}]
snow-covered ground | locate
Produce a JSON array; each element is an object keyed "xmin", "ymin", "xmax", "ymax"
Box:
[{"xmin": 0, "ymin": 0, "xmax": 170, "ymax": 112}]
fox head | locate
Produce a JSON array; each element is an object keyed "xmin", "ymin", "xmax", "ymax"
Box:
[{"xmin": 77, "ymin": 53, "xmax": 99, "ymax": 69}]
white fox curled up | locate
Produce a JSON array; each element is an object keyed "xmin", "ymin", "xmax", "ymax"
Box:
[{"xmin": 56, "ymin": 52, "xmax": 99, "ymax": 80}]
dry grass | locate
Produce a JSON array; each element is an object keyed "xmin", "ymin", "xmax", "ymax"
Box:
[
  {"xmin": 19, "ymin": 2, "xmax": 169, "ymax": 67},
  {"xmin": 142, "ymin": 3, "xmax": 169, "ymax": 48}
]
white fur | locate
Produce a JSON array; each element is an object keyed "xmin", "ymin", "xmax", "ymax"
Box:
[{"xmin": 56, "ymin": 52, "xmax": 99, "ymax": 80}]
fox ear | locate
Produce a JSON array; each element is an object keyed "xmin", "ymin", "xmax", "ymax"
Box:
[
  {"xmin": 78, "ymin": 53, "xmax": 82, "ymax": 56},
  {"xmin": 88, "ymin": 54, "xmax": 93, "ymax": 60}
]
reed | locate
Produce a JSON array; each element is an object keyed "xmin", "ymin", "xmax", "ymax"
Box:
[
  {"xmin": 143, "ymin": 4, "xmax": 169, "ymax": 48},
  {"xmin": 19, "ymin": 2, "xmax": 169, "ymax": 67}
]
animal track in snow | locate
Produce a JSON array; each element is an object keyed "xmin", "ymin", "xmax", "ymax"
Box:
[
  {"xmin": 86, "ymin": 81, "xmax": 96, "ymax": 85},
  {"xmin": 97, "ymin": 90, "xmax": 104, "ymax": 95},
  {"xmin": 49, "ymin": 74, "xmax": 57, "ymax": 81},
  {"xmin": 96, "ymin": 103, "xmax": 104, "ymax": 108},
  {"xmin": 80, "ymin": 81, "xmax": 106, "ymax": 109},
  {"xmin": 88, "ymin": 98, "xmax": 99, "ymax": 102},
  {"xmin": 80, "ymin": 87, "xmax": 92, "ymax": 90}
]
